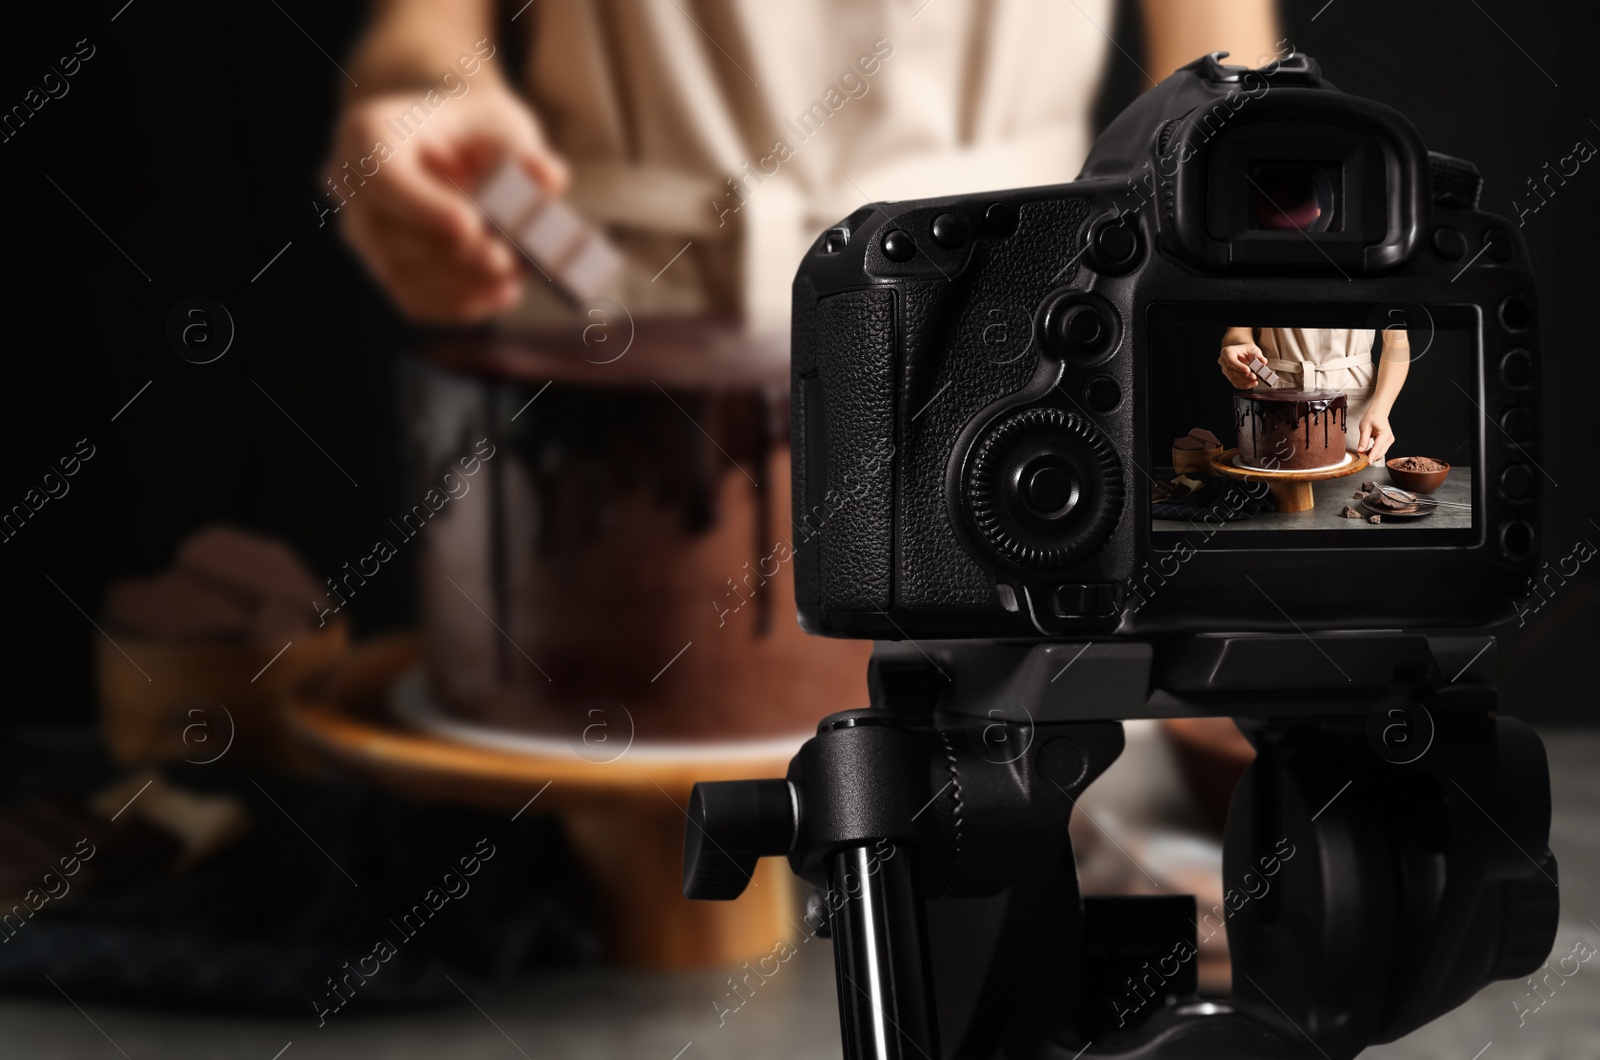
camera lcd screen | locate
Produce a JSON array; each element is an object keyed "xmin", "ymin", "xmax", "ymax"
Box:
[{"xmin": 1147, "ymin": 304, "xmax": 1481, "ymax": 550}]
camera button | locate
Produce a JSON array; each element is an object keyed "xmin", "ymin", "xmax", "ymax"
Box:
[
  {"xmin": 984, "ymin": 202, "xmax": 1018, "ymax": 238},
  {"xmin": 1431, "ymin": 226, "xmax": 1466, "ymax": 261},
  {"xmin": 881, "ymin": 229, "xmax": 916, "ymax": 262},
  {"xmin": 1499, "ymin": 521, "xmax": 1537, "ymax": 562},
  {"xmin": 1051, "ymin": 584, "xmax": 1118, "ymax": 618},
  {"xmin": 1082, "ymin": 215, "xmax": 1142, "ymax": 275},
  {"xmin": 1025, "ymin": 465, "xmax": 1079, "ymax": 518},
  {"xmin": 1085, "ymin": 376, "xmax": 1122, "ymax": 413},
  {"xmin": 1499, "ymin": 349, "xmax": 1533, "ymax": 388},
  {"xmin": 1093, "ymin": 223, "xmax": 1140, "ymax": 271},
  {"xmin": 1483, "ymin": 228, "xmax": 1514, "ymax": 263},
  {"xmin": 1498, "ymin": 464, "xmax": 1536, "ymax": 501},
  {"xmin": 1095, "ymin": 224, "xmax": 1137, "ymax": 263},
  {"xmin": 1499, "ymin": 407, "xmax": 1534, "ymax": 443},
  {"xmin": 1060, "ymin": 305, "xmax": 1106, "ymax": 351},
  {"xmin": 930, "ymin": 213, "xmax": 968, "ymax": 248},
  {"xmin": 1499, "ymin": 296, "xmax": 1534, "ymax": 332},
  {"xmin": 1041, "ymin": 293, "xmax": 1120, "ymax": 363}
]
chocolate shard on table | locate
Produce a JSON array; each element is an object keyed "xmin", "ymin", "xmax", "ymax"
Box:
[
  {"xmin": 1340, "ymin": 505, "xmax": 1362, "ymax": 519},
  {"xmin": 1353, "ymin": 490, "xmax": 1369, "ymax": 500},
  {"xmin": 88, "ymin": 772, "xmax": 250, "ymax": 874},
  {"xmin": 1368, "ymin": 489, "xmax": 1412, "ymax": 512},
  {"xmin": 477, "ymin": 157, "xmax": 624, "ymax": 304},
  {"xmin": 0, "ymin": 793, "xmax": 183, "ymax": 906},
  {"xmin": 1368, "ymin": 514, "xmax": 1383, "ymax": 524}
]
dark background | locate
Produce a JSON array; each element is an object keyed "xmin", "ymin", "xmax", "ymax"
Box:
[{"xmin": 0, "ymin": 0, "xmax": 1594, "ymax": 724}]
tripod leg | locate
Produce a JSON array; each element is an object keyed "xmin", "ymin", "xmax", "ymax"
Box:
[
  {"xmin": 827, "ymin": 842, "xmax": 939, "ymax": 1060},
  {"xmin": 682, "ymin": 709, "xmax": 943, "ymax": 1058}
]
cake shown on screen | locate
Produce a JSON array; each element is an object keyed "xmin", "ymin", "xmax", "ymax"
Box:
[{"xmin": 1234, "ymin": 388, "xmax": 1349, "ymax": 470}]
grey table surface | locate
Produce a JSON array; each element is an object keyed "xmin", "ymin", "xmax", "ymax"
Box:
[
  {"xmin": 2, "ymin": 723, "xmax": 1595, "ymax": 1060},
  {"xmin": 1153, "ymin": 464, "xmax": 1474, "ymax": 533}
]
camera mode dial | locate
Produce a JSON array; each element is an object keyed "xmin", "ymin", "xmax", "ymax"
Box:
[{"xmin": 966, "ymin": 407, "xmax": 1124, "ymax": 570}]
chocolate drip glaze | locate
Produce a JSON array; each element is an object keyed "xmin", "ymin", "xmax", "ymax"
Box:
[
  {"xmin": 1233, "ymin": 387, "xmax": 1348, "ymax": 471},
  {"xmin": 404, "ymin": 327, "xmax": 874, "ymax": 744}
]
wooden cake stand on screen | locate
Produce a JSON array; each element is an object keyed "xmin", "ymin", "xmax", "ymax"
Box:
[
  {"xmin": 289, "ymin": 320, "xmax": 873, "ymax": 970},
  {"xmin": 1209, "ymin": 448, "xmax": 1369, "ymax": 513}
]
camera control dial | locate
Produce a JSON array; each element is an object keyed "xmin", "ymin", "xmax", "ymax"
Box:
[{"xmin": 966, "ymin": 407, "xmax": 1124, "ymax": 570}]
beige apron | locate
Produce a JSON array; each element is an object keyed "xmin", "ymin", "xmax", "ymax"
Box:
[
  {"xmin": 509, "ymin": 0, "xmax": 1114, "ymax": 332},
  {"xmin": 1257, "ymin": 328, "xmax": 1377, "ymax": 449}
]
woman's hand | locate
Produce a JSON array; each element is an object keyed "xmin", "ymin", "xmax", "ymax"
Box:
[
  {"xmin": 1357, "ymin": 411, "xmax": 1395, "ymax": 467},
  {"xmin": 1218, "ymin": 339, "xmax": 1263, "ymax": 388},
  {"xmin": 323, "ymin": 78, "xmax": 569, "ymax": 323}
]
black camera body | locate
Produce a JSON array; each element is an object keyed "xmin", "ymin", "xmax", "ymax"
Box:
[{"xmin": 790, "ymin": 52, "xmax": 1541, "ymax": 640}]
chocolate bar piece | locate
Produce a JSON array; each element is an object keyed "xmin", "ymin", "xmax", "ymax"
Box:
[
  {"xmin": 477, "ymin": 158, "xmax": 623, "ymax": 304},
  {"xmin": 255, "ymin": 596, "xmax": 312, "ymax": 641},
  {"xmin": 1173, "ymin": 427, "xmax": 1223, "ymax": 451},
  {"xmin": 177, "ymin": 525, "xmax": 323, "ymax": 604},
  {"xmin": 88, "ymin": 772, "xmax": 249, "ymax": 875},
  {"xmin": 1244, "ymin": 352, "xmax": 1281, "ymax": 387},
  {"xmin": 103, "ymin": 570, "xmax": 252, "ymax": 641},
  {"xmin": 1340, "ymin": 505, "xmax": 1362, "ymax": 519},
  {"xmin": 1172, "ymin": 475, "xmax": 1204, "ymax": 494},
  {"xmin": 1368, "ymin": 514, "xmax": 1382, "ymax": 524},
  {"xmin": 1368, "ymin": 490, "xmax": 1411, "ymax": 512},
  {"xmin": 0, "ymin": 793, "xmax": 183, "ymax": 904},
  {"xmin": 110, "ymin": 527, "xmax": 329, "ymax": 643}
]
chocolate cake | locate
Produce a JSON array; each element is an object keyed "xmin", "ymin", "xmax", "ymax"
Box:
[
  {"xmin": 404, "ymin": 322, "xmax": 873, "ymax": 746},
  {"xmin": 1233, "ymin": 387, "xmax": 1348, "ymax": 471}
]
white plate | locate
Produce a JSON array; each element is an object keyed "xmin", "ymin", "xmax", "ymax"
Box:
[
  {"xmin": 388, "ymin": 668, "xmax": 813, "ymax": 762},
  {"xmin": 1231, "ymin": 450, "xmax": 1356, "ymax": 474}
]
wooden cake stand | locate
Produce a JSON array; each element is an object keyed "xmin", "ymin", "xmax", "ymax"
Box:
[
  {"xmin": 1208, "ymin": 448, "xmax": 1369, "ymax": 513},
  {"xmin": 285, "ymin": 634, "xmax": 809, "ymax": 970}
]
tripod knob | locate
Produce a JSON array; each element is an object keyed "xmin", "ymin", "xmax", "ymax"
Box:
[{"xmin": 682, "ymin": 779, "xmax": 797, "ymax": 900}]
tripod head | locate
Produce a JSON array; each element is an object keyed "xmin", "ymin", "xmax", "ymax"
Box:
[{"xmin": 683, "ymin": 633, "xmax": 1557, "ymax": 1059}]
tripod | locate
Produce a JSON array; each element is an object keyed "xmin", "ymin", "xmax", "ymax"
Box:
[{"xmin": 683, "ymin": 633, "xmax": 1558, "ymax": 1060}]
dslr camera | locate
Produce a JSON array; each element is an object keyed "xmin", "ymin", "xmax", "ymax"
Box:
[
  {"xmin": 684, "ymin": 52, "xmax": 1557, "ymax": 1060},
  {"xmin": 790, "ymin": 50, "xmax": 1540, "ymax": 639}
]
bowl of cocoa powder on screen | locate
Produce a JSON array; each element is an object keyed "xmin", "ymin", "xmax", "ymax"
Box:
[{"xmin": 1386, "ymin": 455, "xmax": 1451, "ymax": 494}]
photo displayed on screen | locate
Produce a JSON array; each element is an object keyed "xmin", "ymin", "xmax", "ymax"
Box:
[{"xmin": 1148, "ymin": 310, "xmax": 1479, "ymax": 546}]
